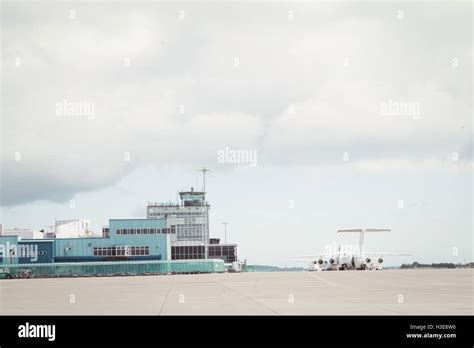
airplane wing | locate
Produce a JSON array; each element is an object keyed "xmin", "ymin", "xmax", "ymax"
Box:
[
  {"xmin": 291, "ymin": 252, "xmax": 347, "ymax": 259},
  {"xmin": 289, "ymin": 256, "xmax": 325, "ymax": 261},
  {"xmin": 362, "ymin": 252, "xmax": 411, "ymax": 256},
  {"xmin": 337, "ymin": 229, "xmax": 391, "ymax": 233}
]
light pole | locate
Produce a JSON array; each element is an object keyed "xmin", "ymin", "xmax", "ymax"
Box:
[
  {"xmin": 197, "ymin": 167, "xmax": 211, "ymax": 259},
  {"xmin": 222, "ymin": 222, "xmax": 229, "ymax": 244}
]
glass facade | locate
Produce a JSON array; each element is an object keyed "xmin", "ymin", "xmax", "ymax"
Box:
[
  {"xmin": 208, "ymin": 245, "xmax": 238, "ymax": 263},
  {"xmin": 171, "ymin": 245, "xmax": 206, "ymax": 260},
  {"xmin": 147, "ymin": 205, "xmax": 209, "ymax": 243},
  {"xmin": 5, "ymin": 259, "xmax": 225, "ymax": 277}
]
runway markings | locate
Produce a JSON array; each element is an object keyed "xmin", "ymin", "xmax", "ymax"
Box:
[
  {"xmin": 307, "ymin": 272, "xmax": 338, "ymax": 286},
  {"xmin": 159, "ymin": 284, "xmax": 172, "ymax": 315},
  {"xmin": 1, "ymin": 270, "xmax": 471, "ymax": 315},
  {"xmin": 212, "ymin": 278, "xmax": 281, "ymax": 315}
]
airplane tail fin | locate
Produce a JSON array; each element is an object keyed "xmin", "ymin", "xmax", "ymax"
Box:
[{"xmin": 337, "ymin": 229, "xmax": 391, "ymax": 253}]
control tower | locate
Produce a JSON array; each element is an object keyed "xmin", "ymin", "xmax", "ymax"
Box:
[{"xmin": 147, "ymin": 187, "xmax": 210, "ymax": 244}]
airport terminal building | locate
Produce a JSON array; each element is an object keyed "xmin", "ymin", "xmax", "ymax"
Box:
[
  {"xmin": 0, "ymin": 188, "xmax": 237, "ymax": 277},
  {"xmin": 147, "ymin": 188, "xmax": 238, "ymax": 263},
  {"xmin": 1, "ymin": 218, "xmax": 170, "ymax": 264}
]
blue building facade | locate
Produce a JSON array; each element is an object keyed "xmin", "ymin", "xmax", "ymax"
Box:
[
  {"xmin": 18, "ymin": 240, "xmax": 54, "ymax": 264},
  {"xmin": 0, "ymin": 218, "xmax": 170, "ymax": 265},
  {"xmin": 0, "ymin": 236, "xmax": 20, "ymax": 265}
]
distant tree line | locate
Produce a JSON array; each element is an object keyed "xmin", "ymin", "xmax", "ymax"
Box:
[
  {"xmin": 400, "ymin": 261, "xmax": 473, "ymax": 269},
  {"xmin": 253, "ymin": 265, "xmax": 304, "ymax": 272}
]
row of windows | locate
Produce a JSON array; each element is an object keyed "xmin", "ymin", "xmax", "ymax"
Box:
[
  {"xmin": 177, "ymin": 239, "xmax": 205, "ymax": 243},
  {"xmin": 208, "ymin": 246, "xmax": 237, "ymax": 253},
  {"xmin": 175, "ymin": 223, "xmax": 206, "ymax": 226},
  {"xmin": 148, "ymin": 210, "xmax": 206, "ymax": 215},
  {"xmin": 172, "ymin": 254, "xmax": 205, "ymax": 260},
  {"xmin": 208, "ymin": 246, "xmax": 238, "ymax": 263},
  {"xmin": 211, "ymin": 254, "xmax": 237, "ymax": 263},
  {"xmin": 171, "ymin": 246, "xmax": 206, "ymax": 260},
  {"xmin": 1, "ymin": 251, "xmax": 48, "ymax": 257},
  {"xmin": 93, "ymin": 246, "xmax": 150, "ymax": 256},
  {"xmin": 179, "ymin": 229, "xmax": 206, "ymax": 233},
  {"xmin": 148, "ymin": 220, "xmax": 208, "ymax": 226},
  {"xmin": 171, "ymin": 246, "xmax": 205, "ymax": 254},
  {"xmin": 176, "ymin": 238, "xmax": 206, "ymax": 242},
  {"xmin": 116, "ymin": 227, "xmax": 176, "ymax": 235}
]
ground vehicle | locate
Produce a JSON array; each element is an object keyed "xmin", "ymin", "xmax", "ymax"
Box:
[
  {"xmin": 0, "ymin": 268, "xmax": 14, "ymax": 279},
  {"xmin": 16, "ymin": 269, "xmax": 33, "ymax": 279}
]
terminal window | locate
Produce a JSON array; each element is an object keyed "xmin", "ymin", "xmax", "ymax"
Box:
[{"xmin": 93, "ymin": 246, "xmax": 150, "ymax": 256}]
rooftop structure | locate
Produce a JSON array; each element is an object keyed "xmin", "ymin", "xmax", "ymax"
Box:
[
  {"xmin": 147, "ymin": 187, "xmax": 209, "ymax": 244},
  {"xmin": 0, "ymin": 170, "xmax": 241, "ymax": 275},
  {"xmin": 0, "ymin": 224, "xmax": 44, "ymax": 239},
  {"xmin": 55, "ymin": 219, "xmax": 93, "ymax": 238}
]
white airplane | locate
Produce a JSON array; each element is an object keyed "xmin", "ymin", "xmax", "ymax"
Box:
[{"xmin": 292, "ymin": 228, "xmax": 410, "ymax": 271}]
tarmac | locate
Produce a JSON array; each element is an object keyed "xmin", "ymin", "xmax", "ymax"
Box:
[{"xmin": 0, "ymin": 269, "xmax": 472, "ymax": 315}]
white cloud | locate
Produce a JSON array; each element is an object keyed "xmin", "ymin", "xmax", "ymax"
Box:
[
  {"xmin": 1, "ymin": 2, "xmax": 471, "ymax": 206},
  {"xmin": 263, "ymin": 79, "xmax": 471, "ymax": 166}
]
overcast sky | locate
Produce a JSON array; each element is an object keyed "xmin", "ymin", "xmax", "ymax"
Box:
[{"xmin": 1, "ymin": 1, "xmax": 472, "ymax": 266}]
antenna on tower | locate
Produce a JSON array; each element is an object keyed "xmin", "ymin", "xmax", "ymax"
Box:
[
  {"xmin": 197, "ymin": 166, "xmax": 211, "ymax": 200},
  {"xmin": 197, "ymin": 166, "xmax": 211, "ymax": 260}
]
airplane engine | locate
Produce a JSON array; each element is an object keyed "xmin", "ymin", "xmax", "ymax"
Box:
[
  {"xmin": 378, "ymin": 257, "xmax": 383, "ymax": 264},
  {"xmin": 329, "ymin": 258, "xmax": 335, "ymax": 264},
  {"xmin": 353, "ymin": 257, "xmax": 366, "ymax": 270},
  {"xmin": 365, "ymin": 257, "xmax": 371, "ymax": 264},
  {"xmin": 317, "ymin": 259, "xmax": 324, "ymax": 265}
]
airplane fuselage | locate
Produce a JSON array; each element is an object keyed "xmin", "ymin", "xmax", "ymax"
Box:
[{"xmin": 309, "ymin": 255, "xmax": 384, "ymax": 271}]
